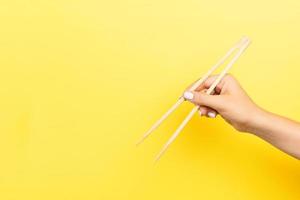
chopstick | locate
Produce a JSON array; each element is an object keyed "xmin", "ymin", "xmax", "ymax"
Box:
[
  {"xmin": 136, "ymin": 37, "xmax": 249, "ymax": 146},
  {"xmin": 155, "ymin": 38, "xmax": 251, "ymax": 162}
]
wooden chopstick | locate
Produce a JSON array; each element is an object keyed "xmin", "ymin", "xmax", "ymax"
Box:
[
  {"xmin": 136, "ymin": 97, "xmax": 185, "ymax": 146},
  {"xmin": 155, "ymin": 38, "xmax": 251, "ymax": 162},
  {"xmin": 136, "ymin": 37, "xmax": 249, "ymax": 146},
  {"xmin": 188, "ymin": 36, "xmax": 248, "ymax": 92}
]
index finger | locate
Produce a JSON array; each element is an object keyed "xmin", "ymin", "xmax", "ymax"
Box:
[{"xmin": 194, "ymin": 75, "xmax": 218, "ymax": 91}]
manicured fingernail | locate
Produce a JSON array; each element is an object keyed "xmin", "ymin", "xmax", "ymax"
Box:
[
  {"xmin": 208, "ymin": 111, "xmax": 216, "ymax": 118},
  {"xmin": 183, "ymin": 91, "xmax": 194, "ymax": 100}
]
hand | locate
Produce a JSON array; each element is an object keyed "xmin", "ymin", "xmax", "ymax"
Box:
[
  {"xmin": 183, "ymin": 74, "xmax": 300, "ymax": 159},
  {"xmin": 183, "ymin": 74, "xmax": 262, "ymax": 132}
]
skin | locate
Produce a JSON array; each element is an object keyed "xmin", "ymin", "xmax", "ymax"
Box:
[{"xmin": 183, "ymin": 74, "xmax": 300, "ymax": 160}]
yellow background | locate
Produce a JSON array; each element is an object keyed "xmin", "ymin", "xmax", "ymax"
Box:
[{"xmin": 0, "ymin": 0, "xmax": 300, "ymax": 199}]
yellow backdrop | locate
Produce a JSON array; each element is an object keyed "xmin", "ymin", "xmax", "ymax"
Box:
[{"xmin": 0, "ymin": 0, "xmax": 300, "ymax": 199}]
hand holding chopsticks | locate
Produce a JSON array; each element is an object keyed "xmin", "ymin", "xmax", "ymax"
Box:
[{"xmin": 137, "ymin": 37, "xmax": 251, "ymax": 162}]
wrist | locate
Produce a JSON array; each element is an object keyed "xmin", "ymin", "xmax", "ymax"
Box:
[{"xmin": 245, "ymin": 106, "xmax": 271, "ymax": 135}]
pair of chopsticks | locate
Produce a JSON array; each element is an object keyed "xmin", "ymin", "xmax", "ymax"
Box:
[{"xmin": 137, "ymin": 36, "xmax": 251, "ymax": 162}]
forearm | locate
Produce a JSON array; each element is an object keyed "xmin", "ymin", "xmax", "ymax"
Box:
[{"xmin": 248, "ymin": 108, "xmax": 300, "ymax": 159}]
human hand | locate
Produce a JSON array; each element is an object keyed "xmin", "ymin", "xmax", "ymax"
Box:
[{"xmin": 183, "ymin": 74, "xmax": 262, "ymax": 132}]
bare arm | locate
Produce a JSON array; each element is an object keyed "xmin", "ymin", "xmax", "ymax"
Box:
[
  {"xmin": 183, "ymin": 74, "xmax": 300, "ymax": 159},
  {"xmin": 249, "ymin": 109, "xmax": 300, "ymax": 159}
]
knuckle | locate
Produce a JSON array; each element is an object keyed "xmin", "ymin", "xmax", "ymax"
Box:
[{"xmin": 194, "ymin": 93, "xmax": 203, "ymax": 103}]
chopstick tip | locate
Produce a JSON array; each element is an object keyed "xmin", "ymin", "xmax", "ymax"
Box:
[
  {"xmin": 154, "ymin": 154, "xmax": 162, "ymax": 164},
  {"xmin": 135, "ymin": 137, "xmax": 145, "ymax": 147},
  {"xmin": 154, "ymin": 147, "xmax": 167, "ymax": 163}
]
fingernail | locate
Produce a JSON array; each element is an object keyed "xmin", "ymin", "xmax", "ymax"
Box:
[
  {"xmin": 208, "ymin": 111, "xmax": 216, "ymax": 118},
  {"xmin": 183, "ymin": 91, "xmax": 194, "ymax": 100}
]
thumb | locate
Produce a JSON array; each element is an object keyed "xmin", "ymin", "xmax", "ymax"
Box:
[{"xmin": 183, "ymin": 91, "xmax": 224, "ymax": 111}]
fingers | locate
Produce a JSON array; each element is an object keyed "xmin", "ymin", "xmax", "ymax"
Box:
[
  {"xmin": 183, "ymin": 74, "xmax": 235, "ymax": 115},
  {"xmin": 185, "ymin": 75, "xmax": 220, "ymax": 93},
  {"xmin": 192, "ymin": 75, "xmax": 217, "ymax": 92},
  {"xmin": 184, "ymin": 78, "xmax": 206, "ymax": 92},
  {"xmin": 183, "ymin": 90, "xmax": 224, "ymax": 111},
  {"xmin": 190, "ymin": 74, "xmax": 237, "ymax": 95},
  {"xmin": 199, "ymin": 106, "xmax": 218, "ymax": 118},
  {"xmin": 193, "ymin": 75, "xmax": 224, "ymax": 94}
]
